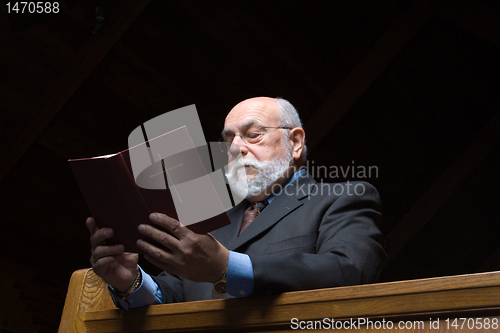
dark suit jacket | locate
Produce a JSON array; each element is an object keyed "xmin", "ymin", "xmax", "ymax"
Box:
[{"xmin": 153, "ymin": 173, "xmax": 386, "ymax": 303}]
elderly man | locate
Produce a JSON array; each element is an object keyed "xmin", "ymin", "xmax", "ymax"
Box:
[{"xmin": 87, "ymin": 97, "xmax": 385, "ymax": 309}]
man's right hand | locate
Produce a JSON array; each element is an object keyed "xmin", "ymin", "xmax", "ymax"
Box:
[{"xmin": 86, "ymin": 217, "xmax": 139, "ymax": 292}]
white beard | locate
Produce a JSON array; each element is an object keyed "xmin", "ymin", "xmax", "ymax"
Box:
[{"xmin": 225, "ymin": 145, "xmax": 293, "ymax": 200}]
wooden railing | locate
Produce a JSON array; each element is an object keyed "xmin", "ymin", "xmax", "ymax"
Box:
[{"xmin": 59, "ymin": 269, "xmax": 500, "ymax": 332}]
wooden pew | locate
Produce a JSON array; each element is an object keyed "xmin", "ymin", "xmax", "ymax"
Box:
[{"xmin": 59, "ymin": 269, "xmax": 500, "ymax": 332}]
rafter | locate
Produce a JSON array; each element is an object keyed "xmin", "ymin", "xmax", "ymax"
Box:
[
  {"xmin": 435, "ymin": 0, "xmax": 500, "ymax": 46},
  {"xmin": 384, "ymin": 111, "xmax": 500, "ymax": 267},
  {"xmin": 223, "ymin": 0, "xmax": 328, "ymax": 99},
  {"xmin": 0, "ymin": 0, "xmax": 151, "ymax": 182},
  {"xmin": 304, "ymin": 0, "xmax": 432, "ymax": 150}
]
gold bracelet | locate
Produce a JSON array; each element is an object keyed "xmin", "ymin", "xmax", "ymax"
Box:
[{"xmin": 120, "ymin": 270, "xmax": 142, "ymax": 301}]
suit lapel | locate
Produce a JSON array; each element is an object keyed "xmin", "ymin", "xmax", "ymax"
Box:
[
  {"xmin": 227, "ymin": 173, "xmax": 316, "ymax": 251},
  {"xmin": 212, "ymin": 200, "xmax": 249, "ymax": 246}
]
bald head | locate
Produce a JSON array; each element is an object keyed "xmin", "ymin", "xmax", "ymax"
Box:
[{"xmin": 225, "ymin": 97, "xmax": 280, "ymax": 129}]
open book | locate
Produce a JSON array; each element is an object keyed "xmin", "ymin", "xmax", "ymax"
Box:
[{"xmin": 69, "ymin": 123, "xmax": 233, "ymax": 254}]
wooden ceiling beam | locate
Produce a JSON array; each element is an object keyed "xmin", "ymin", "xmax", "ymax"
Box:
[
  {"xmin": 435, "ymin": 0, "xmax": 500, "ymax": 46},
  {"xmin": 222, "ymin": 0, "xmax": 328, "ymax": 99},
  {"xmin": 304, "ymin": 0, "xmax": 432, "ymax": 150},
  {"xmin": 113, "ymin": 42, "xmax": 193, "ymax": 104},
  {"xmin": 177, "ymin": 0, "xmax": 322, "ymax": 101},
  {"xmin": 0, "ymin": 0, "xmax": 151, "ymax": 183},
  {"xmin": 383, "ymin": 110, "xmax": 500, "ymax": 267},
  {"xmin": 253, "ymin": 1, "xmax": 328, "ymax": 87}
]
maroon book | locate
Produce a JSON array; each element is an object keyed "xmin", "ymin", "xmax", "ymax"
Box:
[{"xmin": 69, "ymin": 141, "xmax": 231, "ymax": 254}]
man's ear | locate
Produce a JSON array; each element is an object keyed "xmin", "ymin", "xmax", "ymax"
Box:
[{"xmin": 289, "ymin": 127, "xmax": 305, "ymax": 162}]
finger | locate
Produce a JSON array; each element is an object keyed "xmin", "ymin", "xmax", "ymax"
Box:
[
  {"xmin": 137, "ymin": 238, "xmax": 176, "ymax": 264},
  {"xmin": 144, "ymin": 254, "xmax": 178, "ymax": 275},
  {"xmin": 90, "ymin": 227, "xmax": 116, "ymax": 250},
  {"xmin": 138, "ymin": 223, "xmax": 180, "ymax": 251},
  {"xmin": 86, "ymin": 217, "xmax": 98, "ymax": 235},
  {"xmin": 150, "ymin": 213, "xmax": 188, "ymax": 240},
  {"xmin": 91, "ymin": 244, "xmax": 125, "ymax": 264},
  {"xmin": 92, "ymin": 254, "xmax": 122, "ymax": 277}
]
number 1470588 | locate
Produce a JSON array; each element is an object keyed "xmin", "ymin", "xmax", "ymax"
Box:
[
  {"xmin": 6, "ymin": 2, "xmax": 59, "ymax": 14},
  {"xmin": 444, "ymin": 317, "xmax": 498, "ymax": 330}
]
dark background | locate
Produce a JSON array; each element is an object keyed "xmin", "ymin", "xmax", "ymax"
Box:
[{"xmin": 1, "ymin": 0, "xmax": 500, "ymax": 332}]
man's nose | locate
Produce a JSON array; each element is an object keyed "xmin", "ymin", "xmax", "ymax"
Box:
[{"xmin": 230, "ymin": 135, "xmax": 248, "ymax": 155}]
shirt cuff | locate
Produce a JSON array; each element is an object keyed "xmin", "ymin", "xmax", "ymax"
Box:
[
  {"xmin": 226, "ymin": 251, "xmax": 254, "ymax": 297},
  {"xmin": 108, "ymin": 266, "xmax": 163, "ymax": 310}
]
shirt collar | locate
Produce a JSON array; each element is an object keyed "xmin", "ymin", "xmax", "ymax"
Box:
[{"xmin": 266, "ymin": 168, "xmax": 306, "ymax": 204}]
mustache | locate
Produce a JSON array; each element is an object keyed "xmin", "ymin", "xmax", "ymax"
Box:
[{"xmin": 231, "ymin": 157, "xmax": 262, "ymax": 169}]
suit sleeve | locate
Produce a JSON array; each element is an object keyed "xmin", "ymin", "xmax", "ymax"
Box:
[
  {"xmin": 249, "ymin": 182, "xmax": 386, "ymax": 295},
  {"xmin": 151, "ymin": 271, "xmax": 185, "ymax": 303}
]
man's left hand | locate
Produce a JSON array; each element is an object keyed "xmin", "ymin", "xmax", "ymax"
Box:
[{"xmin": 137, "ymin": 213, "xmax": 229, "ymax": 283}]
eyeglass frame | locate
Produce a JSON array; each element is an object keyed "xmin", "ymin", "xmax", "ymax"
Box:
[{"xmin": 219, "ymin": 126, "xmax": 293, "ymax": 147}]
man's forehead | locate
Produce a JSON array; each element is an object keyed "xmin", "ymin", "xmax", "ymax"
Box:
[{"xmin": 224, "ymin": 98, "xmax": 280, "ymax": 129}]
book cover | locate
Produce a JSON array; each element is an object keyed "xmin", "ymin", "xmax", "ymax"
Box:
[{"xmin": 69, "ymin": 126, "xmax": 232, "ymax": 254}]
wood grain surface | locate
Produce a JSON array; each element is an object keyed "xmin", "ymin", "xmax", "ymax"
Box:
[{"xmin": 59, "ymin": 269, "xmax": 500, "ymax": 332}]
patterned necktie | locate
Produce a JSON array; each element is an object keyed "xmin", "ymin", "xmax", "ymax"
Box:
[{"xmin": 239, "ymin": 201, "xmax": 267, "ymax": 235}]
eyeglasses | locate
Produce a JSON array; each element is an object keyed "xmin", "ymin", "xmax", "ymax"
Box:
[{"xmin": 219, "ymin": 126, "xmax": 292, "ymax": 145}]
